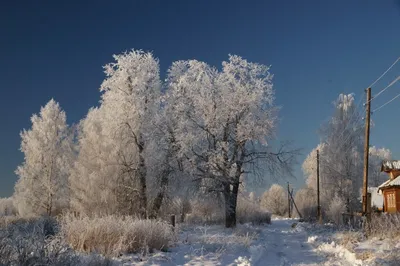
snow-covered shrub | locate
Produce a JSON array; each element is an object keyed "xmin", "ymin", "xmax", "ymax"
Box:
[
  {"xmin": 338, "ymin": 231, "xmax": 365, "ymax": 252},
  {"xmin": 186, "ymin": 197, "xmax": 224, "ymax": 225},
  {"xmin": 157, "ymin": 196, "xmax": 192, "ymax": 222},
  {"xmin": 237, "ymin": 194, "xmax": 271, "ymax": 225},
  {"xmin": 295, "ymin": 188, "xmax": 317, "ymax": 221},
  {"xmin": 365, "ymin": 213, "xmax": 400, "ymax": 239},
  {"xmin": 0, "ymin": 216, "xmax": 108, "ymax": 266},
  {"xmin": 260, "ymin": 184, "xmax": 288, "ymax": 216},
  {"xmin": 326, "ymin": 194, "xmax": 346, "ymax": 226},
  {"xmin": 185, "ymin": 193, "xmax": 270, "ymax": 225},
  {"xmin": 61, "ymin": 214, "xmax": 175, "ymax": 256},
  {"xmin": 0, "ymin": 197, "xmax": 17, "ymax": 216}
]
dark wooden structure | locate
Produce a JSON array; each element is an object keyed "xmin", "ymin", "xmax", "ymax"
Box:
[{"xmin": 379, "ymin": 160, "xmax": 400, "ymax": 213}]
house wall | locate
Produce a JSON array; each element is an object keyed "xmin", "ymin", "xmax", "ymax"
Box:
[
  {"xmin": 383, "ymin": 188, "xmax": 400, "ymax": 213},
  {"xmin": 397, "ymin": 190, "xmax": 400, "ymax": 213}
]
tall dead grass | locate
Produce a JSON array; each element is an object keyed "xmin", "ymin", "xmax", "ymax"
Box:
[{"xmin": 60, "ymin": 214, "xmax": 175, "ymax": 256}]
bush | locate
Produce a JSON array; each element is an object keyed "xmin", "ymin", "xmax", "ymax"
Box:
[
  {"xmin": 326, "ymin": 194, "xmax": 346, "ymax": 226},
  {"xmin": 157, "ymin": 196, "xmax": 192, "ymax": 222},
  {"xmin": 185, "ymin": 193, "xmax": 270, "ymax": 226},
  {"xmin": 186, "ymin": 197, "xmax": 225, "ymax": 225},
  {"xmin": 0, "ymin": 216, "xmax": 84, "ymax": 266},
  {"xmin": 237, "ymin": 194, "xmax": 271, "ymax": 225},
  {"xmin": 60, "ymin": 214, "xmax": 175, "ymax": 256}
]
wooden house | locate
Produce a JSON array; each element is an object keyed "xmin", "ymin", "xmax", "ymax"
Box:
[{"xmin": 378, "ymin": 160, "xmax": 400, "ymax": 213}]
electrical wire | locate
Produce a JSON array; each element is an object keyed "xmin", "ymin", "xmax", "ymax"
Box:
[
  {"xmin": 373, "ymin": 91, "xmax": 400, "ymax": 113},
  {"xmin": 367, "ymin": 56, "xmax": 400, "ymax": 89},
  {"xmin": 365, "ymin": 75, "xmax": 400, "ymax": 105}
]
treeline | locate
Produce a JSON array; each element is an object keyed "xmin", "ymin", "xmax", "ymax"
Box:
[{"xmin": 10, "ymin": 50, "xmax": 297, "ymax": 227}]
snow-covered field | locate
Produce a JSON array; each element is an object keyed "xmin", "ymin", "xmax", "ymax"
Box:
[{"xmin": 111, "ymin": 218, "xmax": 400, "ymax": 266}]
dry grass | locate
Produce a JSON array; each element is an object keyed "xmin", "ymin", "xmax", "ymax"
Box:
[
  {"xmin": 338, "ymin": 231, "xmax": 365, "ymax": 251},
  {"xmin": 0, "ymin": 214, "xmax": 41, "ymax": 229},
  {"xmin": 356, "ymin": 251, "xmax": 375, "ymax": 261},
  {"xmin": 60, "ymin": 214, "xmax": 176, "ymax": 256}
]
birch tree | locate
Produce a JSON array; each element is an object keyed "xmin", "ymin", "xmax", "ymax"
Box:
[
  {"xmin": 69, "ymin": 107, "xmax": 120, "ymax": 216},
  {"xmin": 98, "ymin": 49, "xmax": 161, "ymax": 217},
  {"xmin": 166, "ymin": 56, "xmax": 296, "ymax": 227},
  {"xmin": 14, "ymin": 99, "xmax": 73, "ymax": 216},
  {"xmin": 303, "ymin": 94, "xmax": 364, "ymax": 212}
]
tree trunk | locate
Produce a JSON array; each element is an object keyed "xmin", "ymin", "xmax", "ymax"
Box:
[
  {"xmin": 224, "ymin": 181, "xmax": 239, "ymax": 228},
  {"xmin": 138, "ymin": 152, "xmax": 147, "ymax": 218},
  {"xmin": 149, "ymin": 171, "xmax": 169, "ymax": 219}
]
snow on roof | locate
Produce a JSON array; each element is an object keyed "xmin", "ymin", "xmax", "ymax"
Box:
[
  {"xmin": 378, "ymin": 176, "xmax": 400, "ymax": 191},
  {"xmin": 381, "ymin": 160, "xmax": 400, "ymax": 172}
]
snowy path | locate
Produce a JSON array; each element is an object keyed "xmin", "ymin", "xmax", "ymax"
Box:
[
  {"xmin": 246, "ymin": 219, "xmax": 325, "ymax": 266},
  {"xmin": 117, "ymin": 218, "xmax": 362, "ymax": 266}
]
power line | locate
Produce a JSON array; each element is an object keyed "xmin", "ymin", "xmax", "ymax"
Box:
[
  {"xmin": 373, "ymin": 91, "xmax": 400, "ymax": 113},
  {"xmin": 365, "ymin": 75, "xmax": 400, "ymax": 104},
  {"xmin": 367, "ymin": 56, "xmax": 400, "ymax": 89}
]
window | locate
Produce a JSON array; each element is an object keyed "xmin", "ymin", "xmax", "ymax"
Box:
[{"xmin": 387, "ymin": 193, "xmax": 396, "ymax": 208}]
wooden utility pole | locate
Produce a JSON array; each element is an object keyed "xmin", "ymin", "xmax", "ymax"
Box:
[
  {"xmin": 362, "ymin": 88, "xmax": 371, "ymax": 217},
  {"xmin": 287, "ymin": 182, "xmax": 291, "ymax": 218},
  {"xmin": 288, "ymin": 189, "xmax": 303, "ymax": 219},
  {"xmin": 317, "ymin": 149, "xmax": 322, "ymax": 223}
]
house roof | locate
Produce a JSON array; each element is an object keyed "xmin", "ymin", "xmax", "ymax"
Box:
[
  {"xmin": 378, "ymin": 176, "xmax": 400, "ymax": 191},
  {"xmin": 381, "ymin": 160, "xmax": 400, "ymax": 172}
]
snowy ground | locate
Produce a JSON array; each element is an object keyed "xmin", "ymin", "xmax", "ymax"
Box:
[{"xmin": 111, "ymin": 217, "xmax": 398, "ymax": 266}]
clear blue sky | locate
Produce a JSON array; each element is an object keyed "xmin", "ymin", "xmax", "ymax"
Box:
[{"xmin": 1, "ymin": 0, "xmax": 400, "ymax": 197}]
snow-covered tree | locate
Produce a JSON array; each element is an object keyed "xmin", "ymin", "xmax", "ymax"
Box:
[
  {"xmin": 303, "ymin": 94, "xmax": 364, "ymax": 212},
  {"xmin": 166, "ymin": 56, "xmax": 296, "ymax": 227},
  {"xmin": 294, "ymin": 188, "xmax": 317, "ymax": 220},
  {"xmin": 260, "ymin": 184, "xmax": 287, "ymax": 216},
  {"xmin": 326, "ymin": 193, "xmax": 346, "ymax": 225},
  {"xmin": 69, "ymin": 107, "xmax": 120, "ymax": 216},
  {"xmin": 98, "ymin": 49, "xmax": 162, "ymax": 217},
  {"xmin": 369, "ymin": 146, "xmax": 391, "ymax": 187},
  {"xmin": 14, "ymin": 99, "xmax": 73, "ymax": 216}
]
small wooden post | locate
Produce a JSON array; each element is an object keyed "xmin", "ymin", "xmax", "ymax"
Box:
[{"xmin": 170, "ymin": 214, "xmax": 176, "ymax": 228}]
